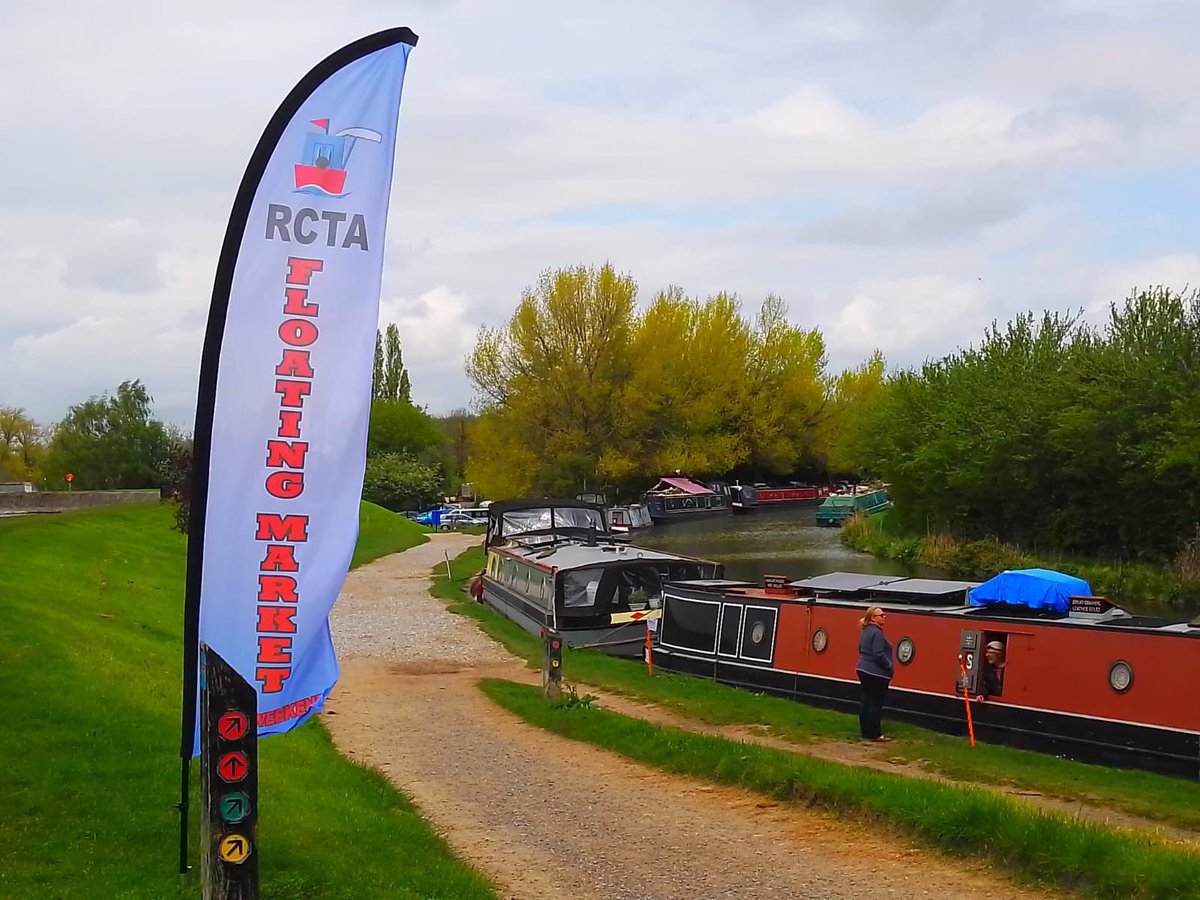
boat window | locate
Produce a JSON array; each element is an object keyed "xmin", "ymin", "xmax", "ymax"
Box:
[
  {"xmin": 605, "ymin": 565, "xmax": 663, "ymax": 610},
  {"xmin": 660, "ymin": 596, "xmax": 719, "ymax": 654},
  {"xmin": 563, "ymin": 568, "xmax": 602, "ymax": 608},
  {"xmin": 501, "ymin": 507, "xmax": 605, "ymax": 537}
]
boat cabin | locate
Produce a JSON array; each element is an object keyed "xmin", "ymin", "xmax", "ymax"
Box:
[{"xmin": 481, "ymin": 499, "xmax": 722, "ymax": 657}]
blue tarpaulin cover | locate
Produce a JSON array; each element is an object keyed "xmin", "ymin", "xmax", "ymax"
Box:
[{"xmin": 968, "ymin": 568, "xmax": 1092, "ymax": 612}]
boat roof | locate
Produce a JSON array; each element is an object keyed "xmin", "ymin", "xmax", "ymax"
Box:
[
  {"xmin": 486, "ymin": 498, "xmax": 609, "ymax": 547},
  {"xmin": 500, "ymin": 539, "xmax": 714, "ymax": 572},
  {"xmin": 646, "ymin": 476, "xmax": 711, "ymax": 495},
  {"xmin": 487, "ymin": 498, "xmax": 604, "ymax": 517},
  {"xmin": 866, "ymin": 577, "xmax": 981, "ymax": 597},
  {"xmin": 668, "ymin": 572, "xmax": 1200, "ymax": 634},
  {"xmin": 788, "ymin": 572, "xmax": 906, "ymax": 592}
]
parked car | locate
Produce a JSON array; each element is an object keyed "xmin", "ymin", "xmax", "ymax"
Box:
[{"xmin": 438, "ymin": 508, "xmax": 489, "ymax": 530}]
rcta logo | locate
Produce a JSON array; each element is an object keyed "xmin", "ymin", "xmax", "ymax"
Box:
[{"xmin": 294, "ymin": 118, "xmax": 382, "ymax": 198}]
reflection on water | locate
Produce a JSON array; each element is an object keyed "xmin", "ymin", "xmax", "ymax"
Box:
[{"xmin": 635, "ymin": 507, "xmax": 948, "ymax": 583}]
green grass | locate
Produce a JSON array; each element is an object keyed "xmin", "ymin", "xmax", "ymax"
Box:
[
  {"xmin": 0, "ymin": 502, "xmax": 494, "ymax": 899},
  {"xmin": 350, "ymin": 500, "xmax": 429, "ymax": 568},
  {"xmin": 483, "ymin": 679, "xmax": 1200, "ymax": 899},
  {"xmin": 433, "ymin": 546, "xmax": 1200, "ymax": 832}
]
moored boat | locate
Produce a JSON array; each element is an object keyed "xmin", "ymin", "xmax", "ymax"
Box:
[
  {"xmin": 712, "ymin": 481, "xmax": 758, "ymax": 513},
  {"xmin": 641, "ymin": 476, "xmax": 730, "ymax": 523},
  {"xmin": 814, "ymin": 488, "xmax": 891, "ymax": 526},
  {"xmin": 479, "ymin": 499, "xmax": 722, "ymax": 657},
  {"xmin": 753, "ymin": 483, "xmax": 829, "ymax": 505},
  {"xmin": 652, "ymin": 568, "xmax": 1200, "ymax": 777},
  {"xmin": 608, "ymin": 503, "xmax": 653, "ymax": 534}
]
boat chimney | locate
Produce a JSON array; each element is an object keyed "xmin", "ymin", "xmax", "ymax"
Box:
[{"xmin": 587, "ymin": 523, "xmax": 597, "ymax": 546}]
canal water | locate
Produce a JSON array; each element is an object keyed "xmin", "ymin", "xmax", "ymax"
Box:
[
  {"xmin": 635, "ymin": 507, "xmax": 1197, "ymax": 618},
  {"xmin": 635, "ymin": 506, "xmax": 947, "ymax": 583}
]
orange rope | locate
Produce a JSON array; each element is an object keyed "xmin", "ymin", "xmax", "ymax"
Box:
[{"xmin": 959, "ymin": 656, "xmax": 976, "ymax": 747}]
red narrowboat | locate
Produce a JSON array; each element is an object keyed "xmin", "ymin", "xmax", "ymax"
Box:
[
  {"xmin": 752, "ymin": 484, "xmax": 828, "ymax": 505},
  {"xmin": 653, "ymin": 571, "xmax": 1200, "ymax": 778}
]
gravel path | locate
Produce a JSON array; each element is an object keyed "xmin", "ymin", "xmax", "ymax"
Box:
[{"xmin": 324, "ymin": 536, "xmax": 1057, "ymax": 900}]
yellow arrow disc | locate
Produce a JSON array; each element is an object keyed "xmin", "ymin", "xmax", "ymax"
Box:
[{"xmin": 218, "ymin": 833, "xmax": 252, "ymax": 864}]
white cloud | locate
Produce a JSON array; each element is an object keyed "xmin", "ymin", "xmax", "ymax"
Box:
[
  {"xmin": 2, "ymin": 1, "xmax": 1199, "ymax": 428},
  {"xmin": 1088, "ymin": 253, "xmax": 1200, "ymax": 318}
]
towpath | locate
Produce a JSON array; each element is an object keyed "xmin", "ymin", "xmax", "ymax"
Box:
[{"xmin": 325, "ymin": 535, "xmax": 1060, "ymax": 900}]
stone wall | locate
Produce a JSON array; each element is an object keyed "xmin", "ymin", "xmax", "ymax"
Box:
[{"xmin": 0, "ymin": 489, "xmax": 162, "ymax": 514}]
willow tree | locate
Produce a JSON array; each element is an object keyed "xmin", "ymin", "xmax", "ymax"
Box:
[
  {"xmin": 615, "ymin": 289, "xmax": 752, "ymax": 478},
  {"xmin": 740, "ymin": 295, "xmax": 828, "ymax": 475},
  {"xmin": 817, "ymin": 350, "xmax": 886, "ymax": 477},
  {"xmin": 466, "ymin": 264, "xmax": 638, "ymax": 497}
]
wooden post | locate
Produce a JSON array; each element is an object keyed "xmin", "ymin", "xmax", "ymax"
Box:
[
  {"xmin": 542, "ymin": 628, "xmax": 563, "ymax": 700},
  {"xmin": 200, "ymin": 644, "xmax": 259, "ymax": 899}
]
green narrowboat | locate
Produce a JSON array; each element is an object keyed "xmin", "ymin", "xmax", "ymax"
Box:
[{"xmin": 814, "ymin": 489, "xmax": 891, "ymax": 526}]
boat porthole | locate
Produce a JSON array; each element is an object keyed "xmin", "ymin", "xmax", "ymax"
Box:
[
  {"xmin": 750, "ymin": 621, "xmax": 767, "ymax": 644},
  {"xmin": 896, "ymin": 637, "xmax": 915, "ymax": 665},
  {"xmin": 812, "ymin": 628, "xmax": 829, "ymax": 653},
  {"xmin": 1108, "ymin": 660, "xmax": 1134, "ymax": 693}
]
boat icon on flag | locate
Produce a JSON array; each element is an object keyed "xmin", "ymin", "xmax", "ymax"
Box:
[{"xmin": 294, "ymin": 118, "xmax": 382, "ymax": 197}]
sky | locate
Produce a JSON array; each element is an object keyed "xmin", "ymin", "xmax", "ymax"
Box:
[{"xmin": 3, "ymin": 0, "xmax": 1199, "ymax": 429}]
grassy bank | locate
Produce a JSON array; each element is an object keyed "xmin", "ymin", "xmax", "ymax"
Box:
[
  {"xmin": 0, "ymin": 502, "xmax": 493, "ymax": 899},
  {"xmin": 482, "ymin": 679, "xmax": 1200, "ymax": 899},
  {"xmin": 433, "ymin": 547, "xmax": 1200, "ymax": 832},
  {"xmin": 351, "ymin": 500, "xmax": 429, "ymax": 568},
  {"xmin": 841, "ymin": 512, "xmax": 1200, "ymax": 613}
]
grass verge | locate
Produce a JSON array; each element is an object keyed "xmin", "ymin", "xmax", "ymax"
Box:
[
  {"xmin": 433, "ymin": 546, "xmax": 1200, "ymax": 832},
  {"xmin": 350, "ymin": 500, "xmax": 429, "ymax": 568},
  {"xmin": 482, "ymin": 678, "xmax": 1200, "ymax": 899},
  {"xmin": 0, "ymin": 502, "xmax": 494, "ymax": 899}
]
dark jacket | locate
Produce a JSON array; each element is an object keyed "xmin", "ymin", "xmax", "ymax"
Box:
[
  {"xmin": 856, "ymin": 623, "xmax": 894, "ymax": 679},
  {"xmin": 980, "ymin": 663, "xmax": 1005, "ymax": 697}
]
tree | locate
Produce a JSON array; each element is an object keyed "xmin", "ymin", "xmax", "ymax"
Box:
[
  {"xmin": 467, "ymin": 264, "xmax": 638, "ymax": 496},
  {"xmin": 818, "ymin": 351, "xmax": 886, "ymax": 478},
  {"xmin": 372, "ymin": 331, "xmax": 386, "ymax": 400},
  {"xmin": 372, "ymin": 323, "xmax": 412, "ymax": 402},
  {"xmin": 465, "ymin": 265, "xmax": 832, "ymax": 499},
  {"xmin": 361, "ymin": 453, "xmax": 443, "ymax": 511},
  {"xmin": 0, "ymin": 406, "xmax": 44, "ymax": 481},
  {"xmin": 433, "ymin": 408, "xmax": 476, "ymax": 492},
  {"xmin": 618, "ymin": 289, "xmax": 753, "ymax": 478},
  {"xmin": 42, "ymin": 380, "xmax": 172, "ymax": 490},
  {"xmin": 739, "ymin": 295, "xmax": 828, "ymax": 476},
  {"xmin": 368, "ymin": 323, "xmax": 408, "ymax": 402},
  {"xmin": 367, "ymin": 399, "xmax": 445, "ymax": 464}
]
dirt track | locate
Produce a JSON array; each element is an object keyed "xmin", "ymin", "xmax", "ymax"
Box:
[{"xmin": 324, "ymin": 536, "xmax": 1058, "ymax": 899}]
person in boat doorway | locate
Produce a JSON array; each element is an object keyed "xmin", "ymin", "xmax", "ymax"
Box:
[
  {"xmin": 856, "ymin": 607, "xmax": 895, "ymax": 742},
  {"xmin": 976, "ymin": 639, "xmax": 1007, "ymax": 701}
]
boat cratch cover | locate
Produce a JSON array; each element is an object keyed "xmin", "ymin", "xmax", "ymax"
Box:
[
  {"xmin": 968, "ymin": 568, "xmax": 1092, "ymax": 613},
  {"xmin": 181, "ymin": 30, "xmax": 417, "ymax": 756}
]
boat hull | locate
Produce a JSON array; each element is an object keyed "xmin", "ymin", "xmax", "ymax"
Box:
[
  {"xmin": 481, "ymin": 580, "xmax": 648, "ymax": 659},
  {"xmin": 653, "ymin": 583, "xmax": 1200, "ymax": 778},
  {"xmin": 652, "ymin": 645, "xmax": 1199, "ymax": 776},
  {"xmin": 754, "ymin": 487, "xmax": 825, "ymax": 505}
]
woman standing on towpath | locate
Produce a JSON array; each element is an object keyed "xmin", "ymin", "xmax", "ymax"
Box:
[{"xmin": 856, "ymin": 607, "xmax": 894, "ymax": 742}]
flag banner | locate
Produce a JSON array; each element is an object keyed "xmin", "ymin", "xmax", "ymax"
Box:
[{"xmin": 183, "ymin": 29, "xmax": 418, "ymax": 755}]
